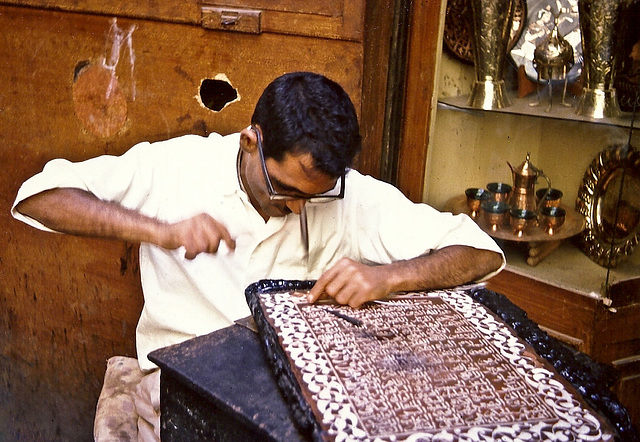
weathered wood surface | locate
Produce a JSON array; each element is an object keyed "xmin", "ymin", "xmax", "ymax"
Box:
[{"xmin": 0, "ymin": 3, "xmax": 367, "ymax": 439}]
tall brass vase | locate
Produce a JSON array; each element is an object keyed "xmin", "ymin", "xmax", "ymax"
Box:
[
  {"xmin": 468, "ymin": 0, "xmax": 517, "ymax": 109},
  {"xmin": 576, "ymin": 0, "xmax": 627, "ymax": 118}
]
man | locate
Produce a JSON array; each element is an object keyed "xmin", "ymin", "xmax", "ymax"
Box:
[{"xmin": 12, "ymin": 72, "xmax": 504, "ymax": 439}]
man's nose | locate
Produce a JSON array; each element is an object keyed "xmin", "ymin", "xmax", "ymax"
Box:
[{"xmin": 286, "ymin": 199, "xmax": 307, "ymax": 215}]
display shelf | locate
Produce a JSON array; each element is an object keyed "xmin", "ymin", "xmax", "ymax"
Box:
[
  {"xmin": 497, "ymin": 239, "xmax": 640, "ymax": 300},
  {"xmin": 439, "ymin": 94, "xmax": 640, "ymax": 130}
]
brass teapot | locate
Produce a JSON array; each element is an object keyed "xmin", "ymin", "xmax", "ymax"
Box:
[{"xmin": 507, "ymin": 153, "xmax": 551, "ymax": 214}]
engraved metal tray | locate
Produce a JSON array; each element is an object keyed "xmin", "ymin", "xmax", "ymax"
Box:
[{"xmin": 245, "ymin": 281, "xmax": 623, "ymax": 442}]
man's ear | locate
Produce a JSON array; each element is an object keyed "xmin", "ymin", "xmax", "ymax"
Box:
[{"xmin": 240, "ymin": 126, "xmax": 258, "ymax": 154}]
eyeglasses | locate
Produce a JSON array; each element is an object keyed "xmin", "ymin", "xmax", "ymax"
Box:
[
  {"xmin": 252, "ymin": 125, "xmax": 346, "ymax": 259},
  {"xmin": 252, "ymin": 125, "xmax": 345, "ymax": 204}
]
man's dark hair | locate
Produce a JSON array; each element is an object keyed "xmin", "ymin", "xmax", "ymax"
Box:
[{"xmin": 251, "ymin": 72, "xmax": 362, "ymax": 177}]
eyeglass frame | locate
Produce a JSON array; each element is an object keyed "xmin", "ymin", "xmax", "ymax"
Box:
[{"xmin": 252, "ymin": 125, "xmax": 346, "ymax": 204}]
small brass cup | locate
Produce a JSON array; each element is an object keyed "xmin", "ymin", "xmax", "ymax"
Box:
[
  {"xmin": 510, "ymin": 208, "xmax": 537, "ymax": 237},
  {"xmin": 536, "ymin": 188, "xmax": 563, "ymax": 208},
  {"xmin": 487, "ymin": 182, "xmax": 513, "ymax": 204},
  {"xmin": 465, "ymin": 188, "xmax": 492, "ymax": 218},
  {"xmin": 540, "ymin": 206, "xmax": 566, "ymax": 235},
  {"xmin": 482, "ymin": 201, "xmax": 510, "ymax": 232}
]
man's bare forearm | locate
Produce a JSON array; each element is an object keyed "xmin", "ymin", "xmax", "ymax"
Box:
[
  {"xmin": 309, "ymin": 245, "xmax": 503, "ymax": 307},
  {"xmin": 15, "ymin": 188, "xmax": 163, "ymax": 245},
  {"xmin": 381, "ymin": 245, "xmax": 503, "ymax": 293}
]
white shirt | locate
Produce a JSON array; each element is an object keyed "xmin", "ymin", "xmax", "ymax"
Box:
[{"xmin": 12, "ymin": 132, "xmax": 504, "ymax": 369}]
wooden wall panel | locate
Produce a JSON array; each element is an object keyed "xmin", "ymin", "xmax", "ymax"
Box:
[
  {"xmin": 0, "ymin": 0, "xmax": 201, "ymax": 24},
  {"xmin": 0, "ymin": 4, "xmax": 365, "ymax": 439},
  {"xmin": 0, "ymin": 0, "xmax": 366, "ymax": 40},
  {"xmin": 0, "ymin": 5, "xmax": 364, "ymax": 160},
  {"xmin": 203, "ymin": 0, "xmax": 366, "ymax": 40}
]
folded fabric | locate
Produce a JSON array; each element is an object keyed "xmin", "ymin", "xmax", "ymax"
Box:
[{"xmin": 94, "ymin": 356, "xmax": 144, "ymax": 442}]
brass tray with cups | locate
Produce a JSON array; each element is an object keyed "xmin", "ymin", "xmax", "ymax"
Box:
[{"xmin": 448, "ymin": 153, "xmax": 585, "ymax": 265}]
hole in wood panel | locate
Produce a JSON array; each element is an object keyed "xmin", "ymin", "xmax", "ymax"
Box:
[{"xmin": 199, "ymin": 78, "xmax": 238, "ymax": 112}]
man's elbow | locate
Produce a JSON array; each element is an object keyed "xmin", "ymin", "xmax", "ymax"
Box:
[
  {"xmin": 14, "ymin": 197, "xmax": 35, "ymax": 218},
  {"xmin": 488, "ymin": 250, "xmax": 504, "ymax": 272},
  {"xmin": 478, "ymin": 249, "xmax": 504, "ymax": 280},
  {"xmin": 14, "ymin": 189, "xmax": 63, "ymax": 227}
]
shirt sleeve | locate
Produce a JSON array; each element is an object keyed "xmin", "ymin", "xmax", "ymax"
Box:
[
  {"xmin": 346, "ymin": 171, "xmax": 505, "ymax": 280},
  {"xmin": 11, "ymin": 133, "xmax": 225, "ymax": 232},
  {"xmin": 12, "ymin": 140, "xmax": 153, "ymax": 232}
]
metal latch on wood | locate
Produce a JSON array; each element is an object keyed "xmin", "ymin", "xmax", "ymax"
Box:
[{"xmin": 201, "ymin": 7, "xmax": 262, "ymax": 34}]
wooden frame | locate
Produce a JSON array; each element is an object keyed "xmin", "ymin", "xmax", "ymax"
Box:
[{"xmin": 357, "ymin": 0, "xmax": 445, "ymax": 202}]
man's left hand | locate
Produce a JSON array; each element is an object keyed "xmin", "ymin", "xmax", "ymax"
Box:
[{"xmin": 307, "ymin": 258, "xmax": 392, "ymax": 308}]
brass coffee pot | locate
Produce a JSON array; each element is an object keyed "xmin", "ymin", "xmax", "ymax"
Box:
[{"xmin": 507, "ymin": 153, "xmax": 551, "ymax": 214}]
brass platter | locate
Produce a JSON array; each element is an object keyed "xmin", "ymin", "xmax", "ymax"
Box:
[
  {"xmin": 576, "ymin": 144, "xmax": 640, "ymax": 267},
  {"xmin": 443, "ymin": 0, "xmax": 526, "ymax": 64},
  {"xmin": 448, "ymin": 195, "xmax": 585, "ymax": 242}
]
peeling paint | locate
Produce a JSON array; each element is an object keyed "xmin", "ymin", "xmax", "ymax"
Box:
[
  {"xmin": 72, "ymin": 18, "xmax": 135, "ymax": 139},
  {"xmin": 73, "ymin": 63, "xmax": 128, "ymax": 138},
  {"xmin": 103, "ymin": 18, "xmax": 136, "ymax": 101}
]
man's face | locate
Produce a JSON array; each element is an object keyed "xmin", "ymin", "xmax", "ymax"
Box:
[{"xmin": 244, "ymin": 149, "xmax": 338, "ymax": 219}]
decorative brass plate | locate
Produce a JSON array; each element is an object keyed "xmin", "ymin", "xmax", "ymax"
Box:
[
  {"xmin": 443, "ymin": 0, "xmax": 526, "ymax": 64},
  {"xmin": 576, "ymin": 144, "xmax": 640, "ymax": 267}
]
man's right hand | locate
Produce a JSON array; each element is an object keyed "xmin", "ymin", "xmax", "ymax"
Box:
[{"xmin": 161, "ymin": 213, "xmax": 235, "ymax": 259}]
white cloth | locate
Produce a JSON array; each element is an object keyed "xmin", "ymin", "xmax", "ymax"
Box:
[
  {"xmin": 134, "ymin": 369, "xmax": 161, "ymax": 442},
  {"xmin": 12, "ymin": 132, "xmax": 504, "ymax": 369}
]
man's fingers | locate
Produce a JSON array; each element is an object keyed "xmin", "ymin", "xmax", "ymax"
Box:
[
  {"xmin": 308, "ymin": 260, "xmax": 353, "ymax": 303},
  {"xmin": 308, "ymin": 278, "xmax": 329, "ymax": 303},
  {"xmin": 217, "ymin": 225, "xmax": 236, "ymax": 251},
  {"xmin": 309, "ymin": 259, "xmax": 389, "ymax": 308},
  {"xmin": 206, "ymin": 217, "xmax": 235, "ymax": 252},
  {"xmin": 174, "ymin": 214, "xmax": 236, "ymax": 259},
  {"xmin": 308, "ymin": 266, "xmax": 339, "ymax": 303}
]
